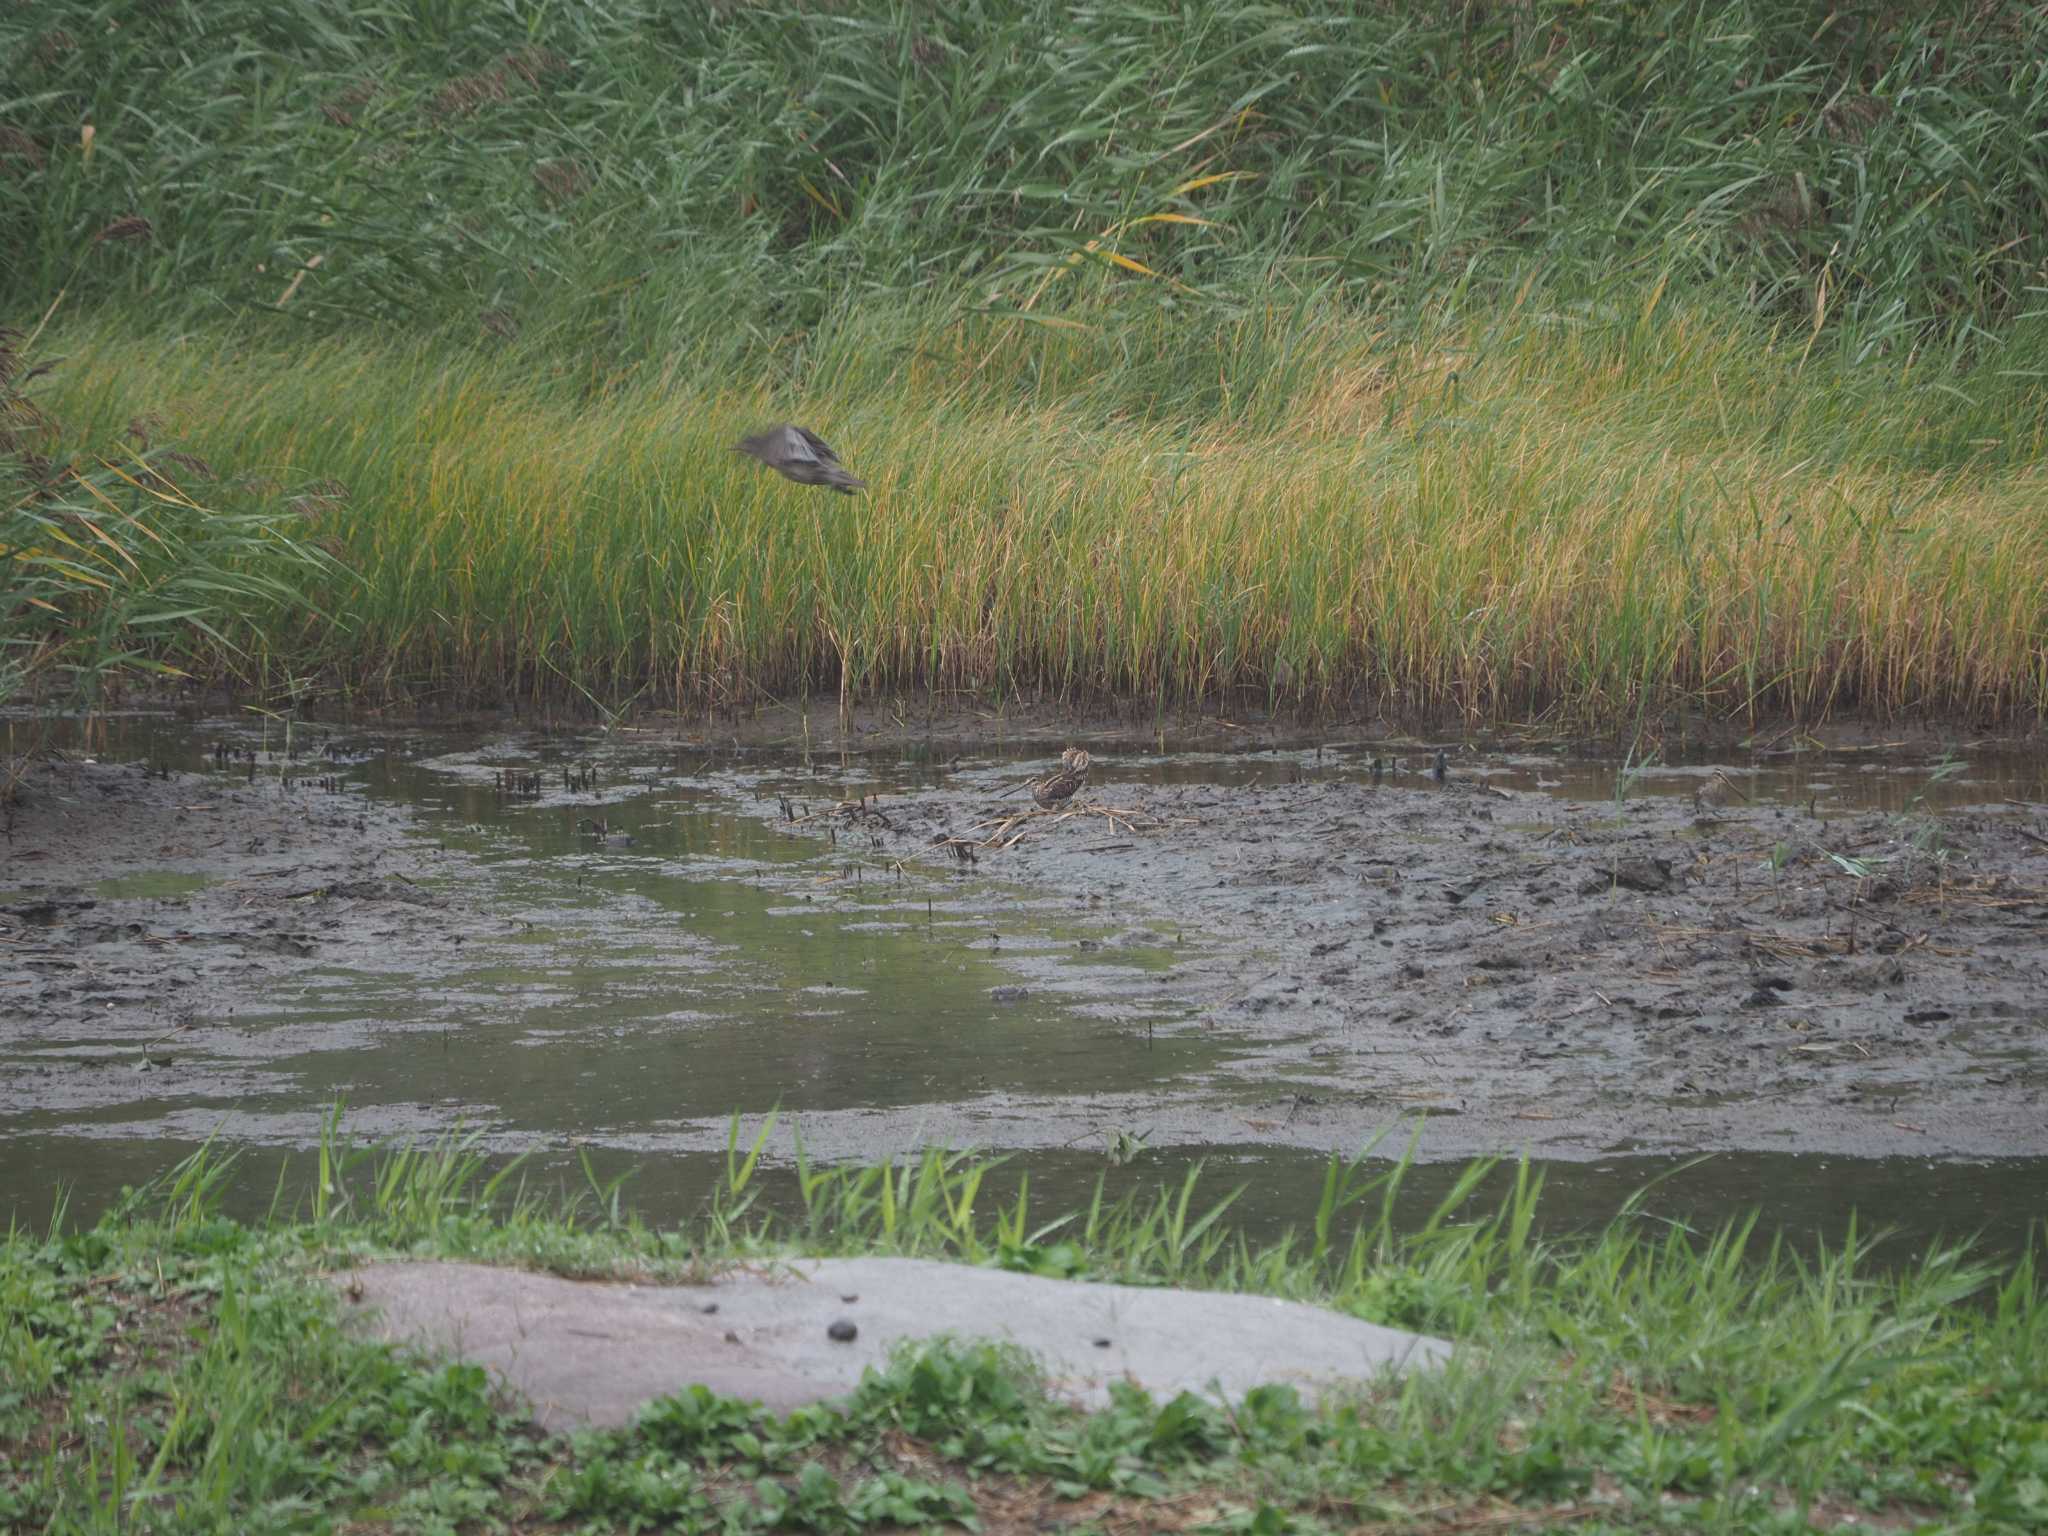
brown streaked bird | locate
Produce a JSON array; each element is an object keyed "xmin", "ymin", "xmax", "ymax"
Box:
[
  {"xmin": 1030, "ymin": 747, "xmax": 1090, "ymax": 809},
  {"xmin": 735, "ymin": 424, "xmax": 866, "ymax": 493},
  {"xmin": 1692, "ymin": 769, "xmax": 1749, "ymax": 816}
]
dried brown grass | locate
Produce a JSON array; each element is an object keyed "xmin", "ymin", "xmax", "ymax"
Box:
[
  {"xmin": 532, "ymin": 157, "xmax": 588, "ymax": 205},
  {"xmin": 92, "ymin": 215, "xmax": 154, "ymax": 244},
  {"xmin": 0, "ymin": 125, "xmax": 44, "ymax": 175},
  {"xmin": 428, "ymin": 46, "xmax": 566, "ymax": 120}
]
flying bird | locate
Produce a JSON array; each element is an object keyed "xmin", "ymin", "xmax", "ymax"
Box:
[{"xmin": 735, "ymin": 424, "xmax": 866, "ymax": 493}]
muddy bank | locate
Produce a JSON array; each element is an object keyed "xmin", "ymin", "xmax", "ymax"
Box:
[
  {"xmin": 740, "ymin": 753, "xmax": 2048, "ymax": 1161},
  {"xmin": 625, "ymin": 698, "xmax": 2041, "ymax": 759},
  {"xmin": 2, "ymin": 732, "xmax": 1253, "ymax": 1183},
  {"xmin": 108, "ymin": 679, "xmax": 2048, "ymax": 756},
  {"xmin": 1, "ymin": 751, "xmax": 497, "ymax": 1114},
  {"xmin": 4, "ymin": 725, "xmax": 2046, "ymax": 1202}
]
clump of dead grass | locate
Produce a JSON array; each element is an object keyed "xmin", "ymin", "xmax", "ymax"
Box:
[
  {"xmin": 532, "ymin": 157, "xmax": 588, "ymax": 206},
  {"xmin": 0, "ymin": 125, "xmax": 44, "ymax": 175},
  {"xmin": 428, "ymin": 45, "xmax": 566, "ymax": 120},
  {"xmin": 91, "ymin": 214, "xmax": 153, "ymax": 244}
]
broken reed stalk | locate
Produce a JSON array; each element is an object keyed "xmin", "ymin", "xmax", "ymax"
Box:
[{"xmin": 965, "ymin": 800, "xmax": 1188, "ymax": 851}]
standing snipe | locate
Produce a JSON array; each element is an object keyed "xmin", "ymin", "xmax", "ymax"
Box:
[
  {"xmin": 1030, "ymin": 747, "xmax": 1091, "ymax": 809},
  {"xmin": 1693, "ymin": 769, "xmax": 1749, "ymax": 815}
]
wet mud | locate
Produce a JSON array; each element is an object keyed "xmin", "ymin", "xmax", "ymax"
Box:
[
  {"xmin": 741, "ymin": 752, "xmax": 2048, "ymax": 1161},
  {"xmin": 3, "ymin": 725, "xmax": 2045, "ymax": 1229},
  {"xmin": 1, "ymin": 750, "xmax": 498, "ymax": 1119},
  {"xmin": 595, "ymin": 693, "xmax": 2048, "ymax": 758}
]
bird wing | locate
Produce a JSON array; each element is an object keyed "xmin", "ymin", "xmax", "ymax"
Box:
[{"xmin": 789, "ymin": 426, "xmax": 843, "ymax": 466}]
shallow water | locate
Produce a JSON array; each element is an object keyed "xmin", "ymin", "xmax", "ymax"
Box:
[
  {"xmin": 4, "ymin": 714, "xmax": 2044, "ymax": 1259},
  {"xmin": 7, "ymin": 1127, "xmax": 2040, "ymax": 1271}
]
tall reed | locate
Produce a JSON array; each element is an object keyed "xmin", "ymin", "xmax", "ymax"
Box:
[
  {"xmin": 33, "ymin": 295, "xmax": 2048, "ymax": 723},
  {"xmin": 4, "ymin": 0, "xmax": 2044, "ymax": 361},
  {"xmin": 0, "ymin": 328, "xmax": 333, "ymax": 726}
]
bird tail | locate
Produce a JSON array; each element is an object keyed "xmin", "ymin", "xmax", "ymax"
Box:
[{"xmin": 823, "ymin": 468, "xmax": 866, "ymax": 494}]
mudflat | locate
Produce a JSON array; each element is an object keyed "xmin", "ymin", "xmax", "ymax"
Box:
[
  {"xmin": 1, "ymin": 751, "xmax": 495, "ymax": 1121},
  {"xmin": 4, "ymin": 730, "xmax": 2045, "ymax": 1171},
  {"xmin": 746, "ymin": 751, "xmax": 2048, "ymax": 1161}
]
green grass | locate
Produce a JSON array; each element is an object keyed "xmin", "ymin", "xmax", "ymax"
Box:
[
  {"xmin": 0, "ymin": 330, "xmax": 336, "ymax": 734},
  {"xmin": 6, "ymin": 0, "xmax": 2048, "ymax": 725},
  {"xmin": 6, "ymin": 0, "xmax": 2046, "ymax": 353},
  {"xmin": 4, "ymin": 1118, "xmax": 2045, "ymax": 1533},
  {"xmin": 20, "ymin": 298, "xmax": 2048, "ymax": 724}
]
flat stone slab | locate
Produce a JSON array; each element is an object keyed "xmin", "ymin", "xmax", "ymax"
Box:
[{"xmin": 338, "ymin": 1257, "xmax": 1452, "ymax": 1430}]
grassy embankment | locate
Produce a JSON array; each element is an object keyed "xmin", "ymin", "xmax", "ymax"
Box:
[
  {"xmin": 4, "ymin": 1124, "xmax": 2044, "ymax": 1534},
  {"xmin": 32, "ymin": 309, "xmax": 2048, "ymax": 727},
  {"xmin": 4, "ymin": 2, "xmax": 2047, "ymax": 724}
]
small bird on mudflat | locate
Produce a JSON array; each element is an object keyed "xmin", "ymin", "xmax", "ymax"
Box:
[
  {"xmin": 735, "ymin": 424, "xmax": 866, "ymax": 493},
  {"xmin": 1692, "ymin": 769, "xmax": 1749, "ymax": 816},
  {"xmin": 1030, "ymin": 747, "xmax": 1091, "ymax": 809}
]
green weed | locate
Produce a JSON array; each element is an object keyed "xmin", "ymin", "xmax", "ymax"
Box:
[
  {"xmin": 5, "ymin": 1, "xmax": 2045, "ymax": 354},
  {"xmin": 5, "ymin": 1118, "xmax": 2041, "ymax": 1533},
  {"xmin": 20, "ymin": 300, "xmax": 2048, "ymax": 726},
  {"xmin": 6, "ymin": 2, "xmax": 2048, "ymax": 725}
]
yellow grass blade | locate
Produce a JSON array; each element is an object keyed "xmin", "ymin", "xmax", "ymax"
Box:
[
  {"xmin": 1171, "ymin": 172, "xmax": 1255, "ymax": 196},
  {"xmin": 797, "ymin": 175, "xmax": 843, "ymax": 220}
]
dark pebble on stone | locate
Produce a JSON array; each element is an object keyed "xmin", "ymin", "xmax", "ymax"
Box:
[
  {"xmin": 840, "ymin": 1294, "xmax": 859, "ymax": 1303},
  {"xmin": 827, "ymin": 1319, "xmax": 858, "ymax": 1343},
  {"xmin": 724, "ymin": 1331, "xmax": 740, "ymax": 1344},
  {"xmin": 1093, "ymin": 1337, "xmax": 1112, "ymax": 1348},
  {"xmin": 700, "ymin": 1302, "xmax": 719, "ymax": 1314}
]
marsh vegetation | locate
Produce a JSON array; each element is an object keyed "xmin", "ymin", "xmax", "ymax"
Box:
[
  {"xmin": 4, "ymin": 1, "xmax": 2045, "ymax": 725},
  {"xmin": 3, "ymin": 1125, "xmax": 2044, "ymax": 1534},
  {"xmin": 5, "ymin": 11, "xmax": 2047, "ymax": 1524}
]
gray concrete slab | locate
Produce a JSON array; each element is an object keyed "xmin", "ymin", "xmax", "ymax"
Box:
[{"xmin": 337, "ymin": 1258, "xmax": 1453, "ymax": 1431}]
